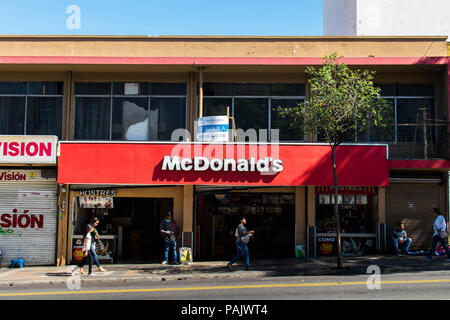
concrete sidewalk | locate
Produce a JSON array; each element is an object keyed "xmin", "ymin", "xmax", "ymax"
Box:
[{"xmin": 0, "ymin": 255, "xmax": 449, "ymax": 287}]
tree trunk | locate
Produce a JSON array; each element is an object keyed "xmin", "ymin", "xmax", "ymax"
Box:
[{"xmin": 331, "ymin": 146, "xmax": 343, "ymax": 269}]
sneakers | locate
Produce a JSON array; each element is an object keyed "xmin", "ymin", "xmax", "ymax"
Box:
[
  {"xmin": 161, "ymin": 261, "xmax": 168, "ymax": 265},
  {"xmin": 88, "ymin": 273, "xmax": 95, "ymax": 277},
  {"xmin": 226, "ymin": 263, "xmax": 232, "ymax": 271}
]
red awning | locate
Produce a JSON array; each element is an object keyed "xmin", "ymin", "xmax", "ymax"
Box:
[{"xmin": 57, "ymin": 143, "xmax": 389, "ymax": 187}]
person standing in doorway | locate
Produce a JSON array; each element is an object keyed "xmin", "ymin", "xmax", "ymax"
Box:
[
  {"xmin": 426, "ymin": 208, "xmax": 450, "ymax": 261},
  {"xmin": 160, "ymin": 212, "xmax": 180, "ymax": 265},
  {"xmin": 77, "ymin": 224, "xmax": 95, "ymax": 276},
  {"xmin": 227, "ymin": 217, "xmax": 255, "ymax": 271},
  {"xmin": 90, "ymin": 218, "xmax": 107, "ymax": 273}
]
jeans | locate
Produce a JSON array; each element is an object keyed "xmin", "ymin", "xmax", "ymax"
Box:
[
  {"xmin": 163, "ymin": 240, "xmax": 177, "ymax": 262},
  {"xmin": 428, "ymin": 235, "xmax": 450, "ymax": 259},
  {"xmin": 229, "ymin": 242, "xmax": 249, "ymax": 268},
  {"xmin": 90, "ymin": 244, "xmax": 101, "ymax": 267},
  {"xmin": 78, "ymin": 250, "xmax": 93, "ymax": 274},
  {"xmin": 393, "ymin": 238, "xmax": 412, "ymax": 254}
]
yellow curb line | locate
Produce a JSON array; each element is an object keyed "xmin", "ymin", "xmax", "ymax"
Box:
[{"xmin": 2, "ymin": 278, "xmax": 450, "ymax": 297}]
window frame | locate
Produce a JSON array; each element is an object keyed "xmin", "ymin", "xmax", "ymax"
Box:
[
  {"xmin": 73, "ymin": 82, "xmax": 188, "ymax": 141},
  {"xmin": 199, "ymin": 83, "xmax": 306, "ymax": 142},
  {"xmin": 0, "ymin": 81, "xmax": 63, "ymax": 137}
]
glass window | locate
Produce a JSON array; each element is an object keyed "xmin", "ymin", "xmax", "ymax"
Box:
[
  {"xmin": 0, "ymin": 97, "xmax": 25, "ymax": 134},
  {"xmin": 112, "ymin": 97, "xmax": 149, "ymax": 140},
  {"xmin": 26, "ymin": 97, "xmax": 63, "ymax": 137},
  {"xmin": 151, "ymin": 83, "xmax": 186, "ymax": 96},
  {"xmin": 27, "ymin": 82, "xmax": 64, "ymax": 95},
  {"xmin": 75, "ymin": 82, "xmax": 111, "ymax": 95},
  {"xmin": 0, "ymin": 82, "xmax": 26, "ymax": 95},
  {"xmin": 234, "ymin": 83, "xmax": 270, "ymax": 96},
  {"xmin": 234, "ymin": 98, "xmax": 268, "ymax": 133},
  {"xmin": 397, "ymin": 98, "xmax": 435, "ymax": 142},
  {"xmin": 203, "ymin": 98, "xmax": 232, "ymax": 116},
  {"xmin": 397, "ymin": 84, "xmax": 434, "ymax": 97},
  {"xmin": 375, "ymin": 83, "xmax": 395, "ymax": 97},
  {"xmin": 271, "ymin": 83, "xmax": 305, "ymax": 96},
  {"xmin": 150, "ymin": 97, "xmax": 186, "ymax": 141},
  {"xmin": 74, "ymin": 82, "xmax": 187, "ymax": 141},
  {"xmin": 74, "ymin": 97, "xmax": 111, "ymax": 140},
  {"xmin": 358, "ymin": 98, "xmax": 395, "ymax": 143},
  {"xmin": 204, "ymin": 83, "xmax": 233, "ymax": 96},
  {"xmin": 113, "ymin": 82, "xmax": 149, "ymax": 96},
  {"xmin": 270, "ymin": 99, "xmax": 305, "ymax": 141}
]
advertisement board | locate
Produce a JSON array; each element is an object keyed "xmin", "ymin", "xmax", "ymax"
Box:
[{"xmin": 0, "ymin": 135, "xmax": 57, "ymax": 164}]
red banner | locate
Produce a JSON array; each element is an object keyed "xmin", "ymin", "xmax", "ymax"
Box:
[{"xmin": 57, "ymin": 143, "xmax": 389, "ymax": 187}]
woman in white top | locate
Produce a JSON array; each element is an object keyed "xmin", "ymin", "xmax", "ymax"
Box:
[
  {"xmin": 77, "ymin": 224, "xmax": 95, "ymax": 276},
  {"xmin": 426, "ymin": 208, "xmax": 450, "ymax": 261}
]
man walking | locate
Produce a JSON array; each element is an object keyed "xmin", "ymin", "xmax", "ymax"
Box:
[
  {"xmin": 227, "ymin": 217, "xmax": 255, "ymax": 271},
  {"xmin": 426, "ymin": 208, "xmax": 450, "ymax": 261},
  {"xmin": 391, "ymin": 223, "xmax": 412, "ymax": 255},
  {"xmin": 160, "ymin": 212, "xmax": 180, "ymax": 265}
]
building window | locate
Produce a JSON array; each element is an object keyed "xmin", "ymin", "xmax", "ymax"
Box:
[
  {"xmin": 361, "ymin": 83, "xmax": 436, "ymax": 143},
  {"xmin": 200, "ymin": 83, "xmax": 305, "ymax": 142},
  {"xmin": 74, "ymin": 82, "xmax": 186, "ymax": 141},
  {"xmin": 0, "ymin": 82, "xmax": 63, "ymax": 138}
]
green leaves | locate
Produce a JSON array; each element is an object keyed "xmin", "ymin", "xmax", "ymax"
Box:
[{"xmin": 276, "ymin": 52, "xmax": 391, "ymax": 146}]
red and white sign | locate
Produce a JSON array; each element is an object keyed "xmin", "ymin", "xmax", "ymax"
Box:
[
  {"xmin": 0, "ymin": 136, "xmax": 57, "ymax": 164},
  {"xmin": 57, "ymin": 142, "xmax": 389, "ymax": 186}
]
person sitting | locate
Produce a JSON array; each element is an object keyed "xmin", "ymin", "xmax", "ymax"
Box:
[{"xmin": 391, "ymin": 223, "xmax": 412, "ymax": 255}]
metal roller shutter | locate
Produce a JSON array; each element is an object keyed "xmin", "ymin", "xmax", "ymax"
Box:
[
  {"xmin": 386, "ymin": 183, "xmax": 441, "ymax": 250},
  {"xmin": 0, "ymin": 180, "xmax": 57, "ymax": 266}
]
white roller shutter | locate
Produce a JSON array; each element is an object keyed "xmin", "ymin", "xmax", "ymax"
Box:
[{"xmin": 0, "ymin": 170, "xmax": 57, "ymax": 266}]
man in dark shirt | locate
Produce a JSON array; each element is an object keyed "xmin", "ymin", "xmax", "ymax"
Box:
[
  {"xmin": 392, "ymin": 223, "xmax": 412, "ymax": 255},
  {"xmin": 160, "ymin": 212, "xmax": 180, "ymax": 265}
]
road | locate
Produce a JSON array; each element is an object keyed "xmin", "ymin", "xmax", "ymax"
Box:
[{"xmin": 1, "ymin": 270, "xmax": 450, "ymax": 301}]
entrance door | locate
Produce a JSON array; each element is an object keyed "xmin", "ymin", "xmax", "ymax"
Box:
[
  {"xmin": 196, "ymin": 193, "xmax": 295, "ymax": 261},
  {"xmin": 97, "ymin": 197, "xmax": 173, "ymax": 263}
]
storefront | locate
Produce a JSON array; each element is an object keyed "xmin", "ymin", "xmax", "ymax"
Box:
[
  {"xmin": 68, "ymin": 186, "xmax": 182, "ymax": 264},
  {"xmin": 196, "ymin": 188, "xmax": 295, "ymax": 260},
  {"xmin": 57, "ymin": 141, "xmax": 390, "ymax": 263},
  {"xmin": 315, "ymin": 186, "xmax": 379, "ymax": 257},
  {"xmin": 0, "ymin": 136, "xmax": 58, "ymax": 266}
]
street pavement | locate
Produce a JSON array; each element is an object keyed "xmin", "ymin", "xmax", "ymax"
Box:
[{"xmin": 0, "ymin": 254, "xmax": 449, "ymax": 287}]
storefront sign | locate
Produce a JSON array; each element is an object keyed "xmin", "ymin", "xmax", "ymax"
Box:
[
  {"xmin": 57, "ymin": 143, "xmax": 389, "ymax": 186},
  {"xmin": 196, "ymin": 116, "xmax": 229, "ymax": 142},
  {"xmin": 79, "ymin": 189, "xmax": 116, "ymax": 197},
  {"xmin": 317, "ymin": 237, "xmax": 335, "ymax": 256},
  {"xmin": 162, "ymin": 156, "xmax": 283, "ymax": 173},
  {"xmin": 0, "ymin": 169, "xmax": 56, "ymax": 183},
  {"xmin": 0, "ymin": 136, "xmax": 57, "ymax": 164},
  {"xmin": 316, "ymin": 186, "xmax": 377, "ymax": 195}
]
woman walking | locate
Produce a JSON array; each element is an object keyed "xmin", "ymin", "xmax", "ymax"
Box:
[
  {"xmin": 77, "ymin": 224, "xmax": 95, "ymax": 276},
  {"xmin": 426, "ymin": 208, "xmax": 450, "ymax": 261},
  {"xmin": 89, "ymin": 218, "xmax": 107, "ymax": 272}
]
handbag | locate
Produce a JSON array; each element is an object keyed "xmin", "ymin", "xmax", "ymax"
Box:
[
  {"xmin": 439, "ymin": 230, "xmax": 449, "ymax": 240},
  {"xmin": 241, "ymin": 234, "xmax": 252, "ymax": 244}
]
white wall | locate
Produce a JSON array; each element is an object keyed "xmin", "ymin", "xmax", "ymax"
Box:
[
  {"xmin": 324, "ymin": 0, "xmax": 357, "ymax": 36},
  {"xmin": 324, "ymin": 0, "xmax": 450, "ymax": 38}
]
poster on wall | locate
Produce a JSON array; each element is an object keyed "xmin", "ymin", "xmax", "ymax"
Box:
[{"xmin": 79, "ymin": 196, "xmax": 114, "ymax": 209}]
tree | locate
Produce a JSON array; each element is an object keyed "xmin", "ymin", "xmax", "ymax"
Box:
[{"xmin": 276, "ymin": 52, "xmax": 391, "ymax": 269}]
